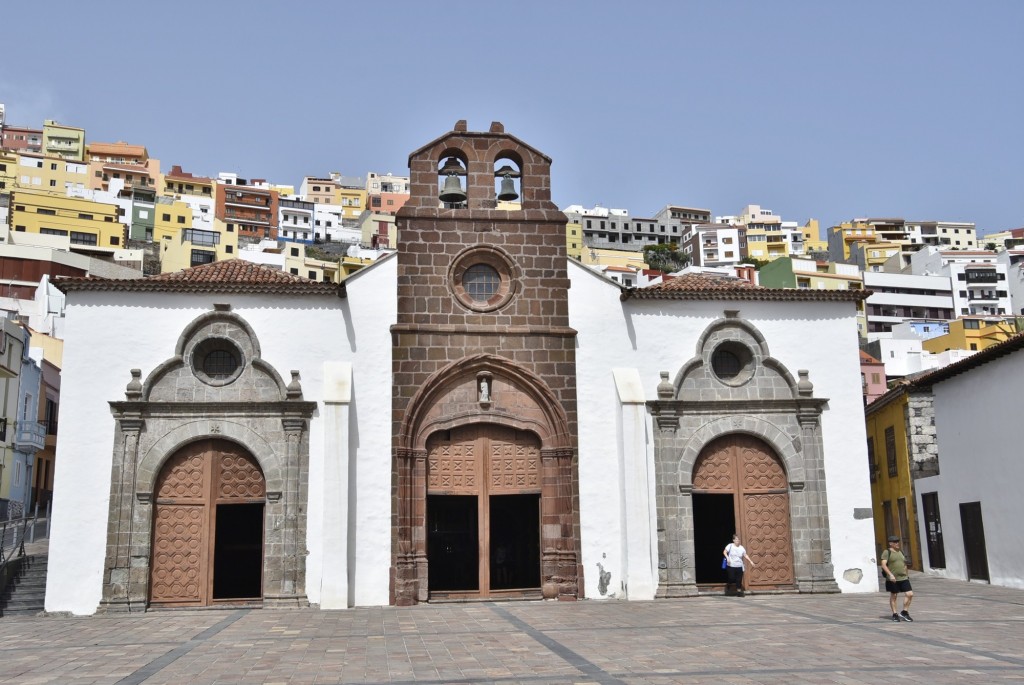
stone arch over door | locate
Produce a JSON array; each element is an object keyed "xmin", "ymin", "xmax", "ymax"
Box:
[
  {"xmin": 392, "ymin": 354, "xmax": 579, "ymax": 605},
  {"xmin": 647, "ymin": 313, "xmax": 839, "ymax": 597},
  {"xmin": 150, "ymin": 439, "xmax": 266, "ymax": 607},
  {"xmin": 692, "ymin": 434, "xmax": 795, "ymax": 589},
  {"xmin": 101, "ymin": 307, "xmax": 316, "ymax": 613}
]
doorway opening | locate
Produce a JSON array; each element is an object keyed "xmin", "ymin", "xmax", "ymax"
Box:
[
  {"xmin": 490, "ymin": 494, "xmax": 540, "ymax": 591},
  {"xmin": 427, "ymin": 495, "xmax": 479, "ymax": 592},
  {"xmin": 213, "ymin": 502, "xmax": 264, "ymax": 600},
  {"xmin": 959, "ymin": 501, "xmax": 990, "ymax": 582},
  {"xmin": 692, "ymin": 493, "xmax": 735, "ymax": 584}
]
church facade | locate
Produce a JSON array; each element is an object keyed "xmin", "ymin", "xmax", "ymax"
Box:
[{"xmin": 46, "ymin": 122, "xmax": 877, "ymax": 614}]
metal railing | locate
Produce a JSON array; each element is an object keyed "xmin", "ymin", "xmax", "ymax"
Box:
[{"xmin": 0, "ymin": 503, "xmax": 50, "ymax": 571}]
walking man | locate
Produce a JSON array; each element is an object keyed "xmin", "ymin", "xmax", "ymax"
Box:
[{"xmin": 881, "ymin": 535, "xmax": 914, "ymax": 622}]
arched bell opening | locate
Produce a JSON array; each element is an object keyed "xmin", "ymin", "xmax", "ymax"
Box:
[
  {"xmin": 691, "ymin": 434, "xmax": 795, "ymax": 591},
  {"xmin": 149, "ymin": 439, "xmax": 266, "ymax": 607},
  {"xmin": 492, "ymin": 153, "xmax": 523, "ymax": 208},
  {"xmin": 437, "ymin": 150, "xmax": 468, "ymax": 208}
]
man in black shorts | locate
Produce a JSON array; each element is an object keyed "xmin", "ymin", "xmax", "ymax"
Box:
[{"xmin": 881, "ymin": 535, "xmax": 913, "ymax": 622}]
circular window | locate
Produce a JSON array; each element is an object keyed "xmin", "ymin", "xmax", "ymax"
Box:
[
  {"xmin": 463, "ymin": 264, "xmax": 501, "ymax": 301},
  {"xmin": 710, "ymin": 341, "xmax": 755, "ymax": 385},
  {"xmin": 449, "ymin": 246, "xmax": 518, "ymax": 312},
  {"xmin": 193, "ymin": 338, "xmax": 243, "ymax": 386}
]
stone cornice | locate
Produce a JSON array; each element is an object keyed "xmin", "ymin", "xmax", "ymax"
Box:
[
  {"xmin": 110, "ymin": 401, "xmax": 318, "ymax": 418},
  {"xmin": 647, "ymin": 398, "xmax": 828, "ymax": 414},
  {"xmin": 390, "ymin": 323, "xmax": 577, "ymax": 337}
]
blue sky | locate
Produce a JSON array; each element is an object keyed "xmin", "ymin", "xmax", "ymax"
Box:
[{"xmin": 2, "ymin": 2, "xmax": 1021, "ymax": 235}]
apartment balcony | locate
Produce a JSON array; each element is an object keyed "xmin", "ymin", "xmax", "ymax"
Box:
[
  {"xmin": 225, "ymin": 194, "xmax": 270, "ymax": 209},
  {"xmin": 965, "ymin": 273, "xmax": 998, "ymax": 285},
  {"xmin": 224, "ymin": 212, "xmax": 270, "ymax": 226},
  {"xmin": 966, "ymin": 292, "xmax": 999, "ymax": 302},
  {"xmin": 46, "ymin": 140, "xmax": 76, "ymax": 150},
  {"xmin": 14, "ymin": 420, "xmax": 46, "ymax": 452}
]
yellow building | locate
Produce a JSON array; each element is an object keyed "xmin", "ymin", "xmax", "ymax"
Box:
[
  {"xmin": 359, "ymin": 211, "xmax": 397, "ymax": 249},
  {"xmin": 565, "ymin": 220, "xmax": 583, "ymax": 261},
  {"xmin": 865, "ymin": 387, "xmax": 922, "ymax": 570},
  {"xmin": 157, "ymin": 210, "xmax": 238, "ymax": 273},
  {"xmin": 281, "ymin": 243, "xmax": 374, "ymax": 283},
  {"xmin": 336, "ymin": 186, "xmax": 367, "ymax": 220},
  {"xmin": 827, "ymin": 221, "xmax": 879, "ymax": 262},
  {"xmin": 1, "ymin": 151, "xmax": 90, "ymax": 195},
  {"xmin": 0, "ymin": 149, "xmax": 17, "ymax": 191},
  {"xmin": 42, "ymin": 120, "xmax": 86, "ymax": 161},
  {"xmin": 854, "ymin": 240, "xmax": 904, "ymax": 272},
  {"xmin": 922, "ymin": 316, "xmax": 1020, "ymax": 354},
  {"xmin": 801, "ymin": 219, "xmax": 827, "ymax": 254},
  {"xmin": 579, "ymin": 246, "xmax": 649, "ymax": 270},
  {"xmin": 8, "ymin": 188, "xmax": 123, "ymax": 254}
]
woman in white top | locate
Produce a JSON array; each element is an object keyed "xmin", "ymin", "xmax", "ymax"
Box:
[{"xmin": 723, "ymin": 534, "xmax": 756, "ymax": 596}]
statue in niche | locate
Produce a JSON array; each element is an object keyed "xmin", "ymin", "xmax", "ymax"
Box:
[{"xmin": 479, "ymin": 378, "xmax": 490, "ymax": 403}]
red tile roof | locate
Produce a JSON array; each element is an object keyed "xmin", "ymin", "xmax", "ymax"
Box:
[
  {"xmin": 54, "ymin": 259, "xmax": 343, "ymax": 296},
  {"xmin": 620, "ymin": 273, "xmax": 870, "ymax": 302}
]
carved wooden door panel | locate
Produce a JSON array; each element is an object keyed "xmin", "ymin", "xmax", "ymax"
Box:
[
  {"xmin": 150, "ymin": 440, "xmax": 265, "ymax": 606},
  {"xmin": 427, "ymin": 425, "xmax": 541, "ymax": 598},
  {"xmin": 693, "ymin": 434, "xmax": 794, "ymax": 589}
]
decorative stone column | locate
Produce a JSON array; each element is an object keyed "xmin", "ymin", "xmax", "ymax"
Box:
[
  {"xmin": 99, "ymin": 412, "xmax": 145, "ymax": 612},
  {"xmin": 793, "ymin": 370, "xmax": 839, "ymax": 593},
  {"xmin": 649, "ymin": 373, "xmax": 698, "ymax": 598},
  {"xmin": 539, "ymin": 447, "xmax": 579, "ymax": 600},
  {"xmin": 264, "ymin": 415, "xmax": 309, "ymax": 607},
  {"xmin": 393, "ymin": 447, "xmax": 427, "ymax": 606}
]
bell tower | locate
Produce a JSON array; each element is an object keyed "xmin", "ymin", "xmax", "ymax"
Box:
[{"xmin": 390, "ymin": 121, "xmax": 581, "ymax": 604}]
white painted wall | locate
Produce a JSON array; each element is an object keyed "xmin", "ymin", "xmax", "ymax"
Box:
[
  {"xmin": 568, "ymin": 261, "xmax": 878, "ymax": 596},
  {"xmin": 915, "ymin": 348, "xmax": 1024, "ymax": 589},
  {"xmin": 46, "ymin": 256, "xmax": 397, "ymax": 614}
]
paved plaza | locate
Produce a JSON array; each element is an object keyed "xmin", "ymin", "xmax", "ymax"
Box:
[{"xmin": 1, "ymin": 571, "xmax": 1022, "ymax": 685}]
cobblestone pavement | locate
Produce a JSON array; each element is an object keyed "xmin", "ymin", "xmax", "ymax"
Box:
[{"xmin": 1, "ymin": 572, "xmax": 1022, "ymax": 684}]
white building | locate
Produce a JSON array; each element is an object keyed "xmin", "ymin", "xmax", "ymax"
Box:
[
  {"xmin": 906, "ymin": 335, "xmax": 1024, "ymax": 589},
  {"xmin": 863, "ymin": 271, "xmax": 955, "ymax": 340},
  {"xmin": 45, "ymin": 123, "xmax": 878, "ymax": 616},
  {"xmin": 909, "ymin": 247, "xmax": 1011, "ymax": 317}
]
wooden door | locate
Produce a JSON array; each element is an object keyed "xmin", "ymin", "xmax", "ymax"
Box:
[
  {"xmin": 149, "ymin": 440, "xmax": 265, "ymax": 606},
  {"xmin": 426, "ymin": 424, "xmax": 541, "ymax": 598},
  {"xmin": 692, "ymin": 434, "xmax": 795, "ymax": 589}
]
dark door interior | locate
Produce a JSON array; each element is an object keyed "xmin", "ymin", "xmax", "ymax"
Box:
[
  {"xmin": 212, "ymin": 502, "xmax": 264, "ymax": 600},
  {"xmin": 921, "ymin": 492, "xmax": 946, "ymax": 569},
  {"xmin": 959, "ymin": 501, "xmax": 990, "ymax": 582},
  {"xmin": 692, "ymin": 493, "xmax": 735, "ymax": 584},
  {"xmin": 490, "ymin": 494, "xmax": 540, "ymax": 590},
  {"xmin": 428, "ymin": 495, "xmax": 479, "ymax": 591}
]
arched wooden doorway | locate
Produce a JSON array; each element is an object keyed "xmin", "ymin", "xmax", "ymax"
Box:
[
  {"xmin": 149, "ymin": 439, "xmax": 266, "ymax": 607},
  {"xmin": 691, "ymin": 434, "xmax": 795, "ymax": 590},
  {"xmin": 425, "ymin": 424, "xmax": 542, "ymax": 599}
]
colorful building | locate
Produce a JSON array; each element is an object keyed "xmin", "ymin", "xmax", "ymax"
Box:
[
  {"xmin": 215, "ymin": 183, "xmax": 279, "ymax": 241},
  {"xmin": 42, "ymin": 120, "xmax": 86, "ymax": 161},
  {"xmin": 7, "ymin": 188, "xmax": 124, "ymax": 255},
  {"xmin": 921, "ymin": 316, "xmax": 1019, "ymax": 354},
  {"xmin": 864, "ymin": 385, "xmax": 921, "ymax": 570}
]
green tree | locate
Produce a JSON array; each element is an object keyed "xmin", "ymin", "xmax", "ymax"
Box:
[{"xmin": 642, "ymin": 243, "xmax": 690, "ymax": 273}]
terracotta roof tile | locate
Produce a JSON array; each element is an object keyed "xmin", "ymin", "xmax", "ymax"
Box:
[
  {"xmin": 621, "ymin": 273, "xmax": 870, "ymax": 302},
  {"xmin": 859, "ymin": 350, "xmax": 882, "ymax": 364},
  {"xmin": 54, "ymin": 259, "xmax": 343, "ymax": 297}
]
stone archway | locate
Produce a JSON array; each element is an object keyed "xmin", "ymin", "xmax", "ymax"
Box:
[
  {"xmin": 149, "ymin": 439, "xmax": 266, "ymax": 607},
  {"xmin": 392, "ymin": 354, "xmax": 579, "ymax": 605},
  {"xmin": 692, "ymin": 434, "xmax": 794, "ymax": 590}
]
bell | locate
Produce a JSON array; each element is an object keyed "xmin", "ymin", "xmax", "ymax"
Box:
[
  {"xmin": 497, "ymin": 174, "xmax": 519, "ymax": 202},
  {"xmin": 439, "ymin": 173, "xmax": 466, "ymax": 203}
]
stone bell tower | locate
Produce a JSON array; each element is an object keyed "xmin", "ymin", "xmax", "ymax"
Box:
[{"xmin": 390, "ymin": 121, "xmax": 581, "ymax": 605}]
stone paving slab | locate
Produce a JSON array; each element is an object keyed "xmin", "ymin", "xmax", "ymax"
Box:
[{"xmin": 1, "ymin": 573, "xmax": 1022, "ymax": 684}]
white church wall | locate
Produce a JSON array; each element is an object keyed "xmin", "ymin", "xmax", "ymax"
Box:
[
  {"xmin": 568, "ymin": 262, "xmax": 877, "ymax": 595},
  {"xmin": 45, "ymin": 278, "xmax": 399, "ymax": 614},
  {"xmin": 916, "ymin": 350, "xmax": 1024, "ymax": 589}
]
